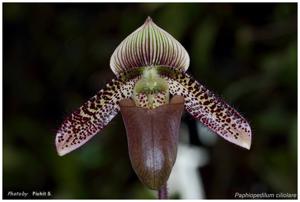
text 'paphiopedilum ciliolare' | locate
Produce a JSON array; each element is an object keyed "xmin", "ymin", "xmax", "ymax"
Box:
[{"xmin": 56, "ymin": 17, "xmax": 252, "ymax": 192}]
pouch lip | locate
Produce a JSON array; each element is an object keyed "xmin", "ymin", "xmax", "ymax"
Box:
[{"xmin": 119, "ymin": 95, "xmax": 185, "ymax": 190}]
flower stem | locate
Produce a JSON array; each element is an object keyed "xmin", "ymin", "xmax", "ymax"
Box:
[{"xmin": 158, "ymin": 183, "xmax": 168, "ymax": 199}]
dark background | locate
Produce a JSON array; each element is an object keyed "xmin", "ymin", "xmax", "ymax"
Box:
[{"xmin": 3, "ymin": 3, "xmax": 297, "ymax": 199}]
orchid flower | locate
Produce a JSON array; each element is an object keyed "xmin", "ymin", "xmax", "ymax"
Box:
[{"xmin": 56, "ymin": 17, "xmax": 252, "ymax": 192}]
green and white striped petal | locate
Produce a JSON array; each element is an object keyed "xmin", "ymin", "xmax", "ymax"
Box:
[
  {"xmin": 56, "ymin": 75, "xmax": 138, "ymax": 156},
  {"xmin": 110, "ymin": 17, "xmax": 190, "ymax": 76}
]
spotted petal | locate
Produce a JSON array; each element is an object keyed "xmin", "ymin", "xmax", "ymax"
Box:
[
  {"xmin": 55, "ymin": 76, "xmax": 138, "ymax": 156},
  {"xmin": 110, "ymin": 17, "xmax": 190, "ymax": 76},
  {"xmin": 159, "ymin": 68, "xmax": 252, "ymax": 149}
]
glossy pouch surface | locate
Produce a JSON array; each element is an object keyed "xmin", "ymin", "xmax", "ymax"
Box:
[{"xmin": 119, "ymin": 96, "xmax": 184, "ymax": 190}]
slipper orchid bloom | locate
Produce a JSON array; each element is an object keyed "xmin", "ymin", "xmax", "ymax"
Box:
[{"xmin": 56, "ymin": 17, "xmax": 251, "ymax": 191}]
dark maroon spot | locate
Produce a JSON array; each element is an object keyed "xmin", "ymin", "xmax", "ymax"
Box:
[{"xmin": 203, "ymin": 100, "xmax": 211, "ymax": 105}]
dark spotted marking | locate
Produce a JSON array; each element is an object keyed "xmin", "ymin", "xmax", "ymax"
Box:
[
  {"xmin": 158, "ymin": 67, "xmax": 252, "ymax": 149},
  {"xmin": 56, "ymin": 71, "xmax": 140, "ymax": 156}
]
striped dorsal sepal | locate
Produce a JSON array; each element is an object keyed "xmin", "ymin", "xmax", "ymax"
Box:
[{"xmin": 110, "ymin": 17, "xmax": 190, "ymax": 76}]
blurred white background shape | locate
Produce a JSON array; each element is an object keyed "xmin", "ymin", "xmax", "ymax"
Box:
[
  {"xmin": 196, "ymin": 122, "xmax": 218, "ymax": 146},
  {"xmin": 168, "ymin": 144, "xmax": 209, "ymax": 199}
]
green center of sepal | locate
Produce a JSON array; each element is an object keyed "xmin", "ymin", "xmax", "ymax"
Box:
[
  {"xmin": 118, "ymin": 66, "xmax": 182, "ymax": 109},
  {"xmin": 133, "ymin": 68, "xmax": 169, "ymax": 109}
]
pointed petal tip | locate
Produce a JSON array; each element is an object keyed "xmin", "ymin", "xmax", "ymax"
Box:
[
  {"xmin": 239, "ymin": 137, "xmax": 251, "ymax": 150},
  {"xmin": 246, "ymin": 129, "xmax": 252, "ymax": 150},
  {"xmin": 235, "ymin": 124, "xmax": 252, "ymax": 150},
  {"xmin": 55, "ymin": 130, "xmax": 85, "ymax": 156},
  {"xmin": 55, "ymin": 137, "xmax": 78, "ymax": 156},
  {"xmin": 145, "ymin": 16, "xmax": 153, "ymax": 23},
  {"xmin": 244, "ymin": 123, "xmax": 252, "ymax": 150},
  {"xmin": 228, "ymin": 120, "xmax": 252, "ymax": 150},
  {"xmin": 56, "ymin": 149, "xmax": 67, "ymax": 156},
  {"xmin": 55, "ymin": 132, "xmax": 69, "ymax": 156},
  {"xmin": 55, "ymin": 129, "xmax": 94, "ymax": 157}
]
